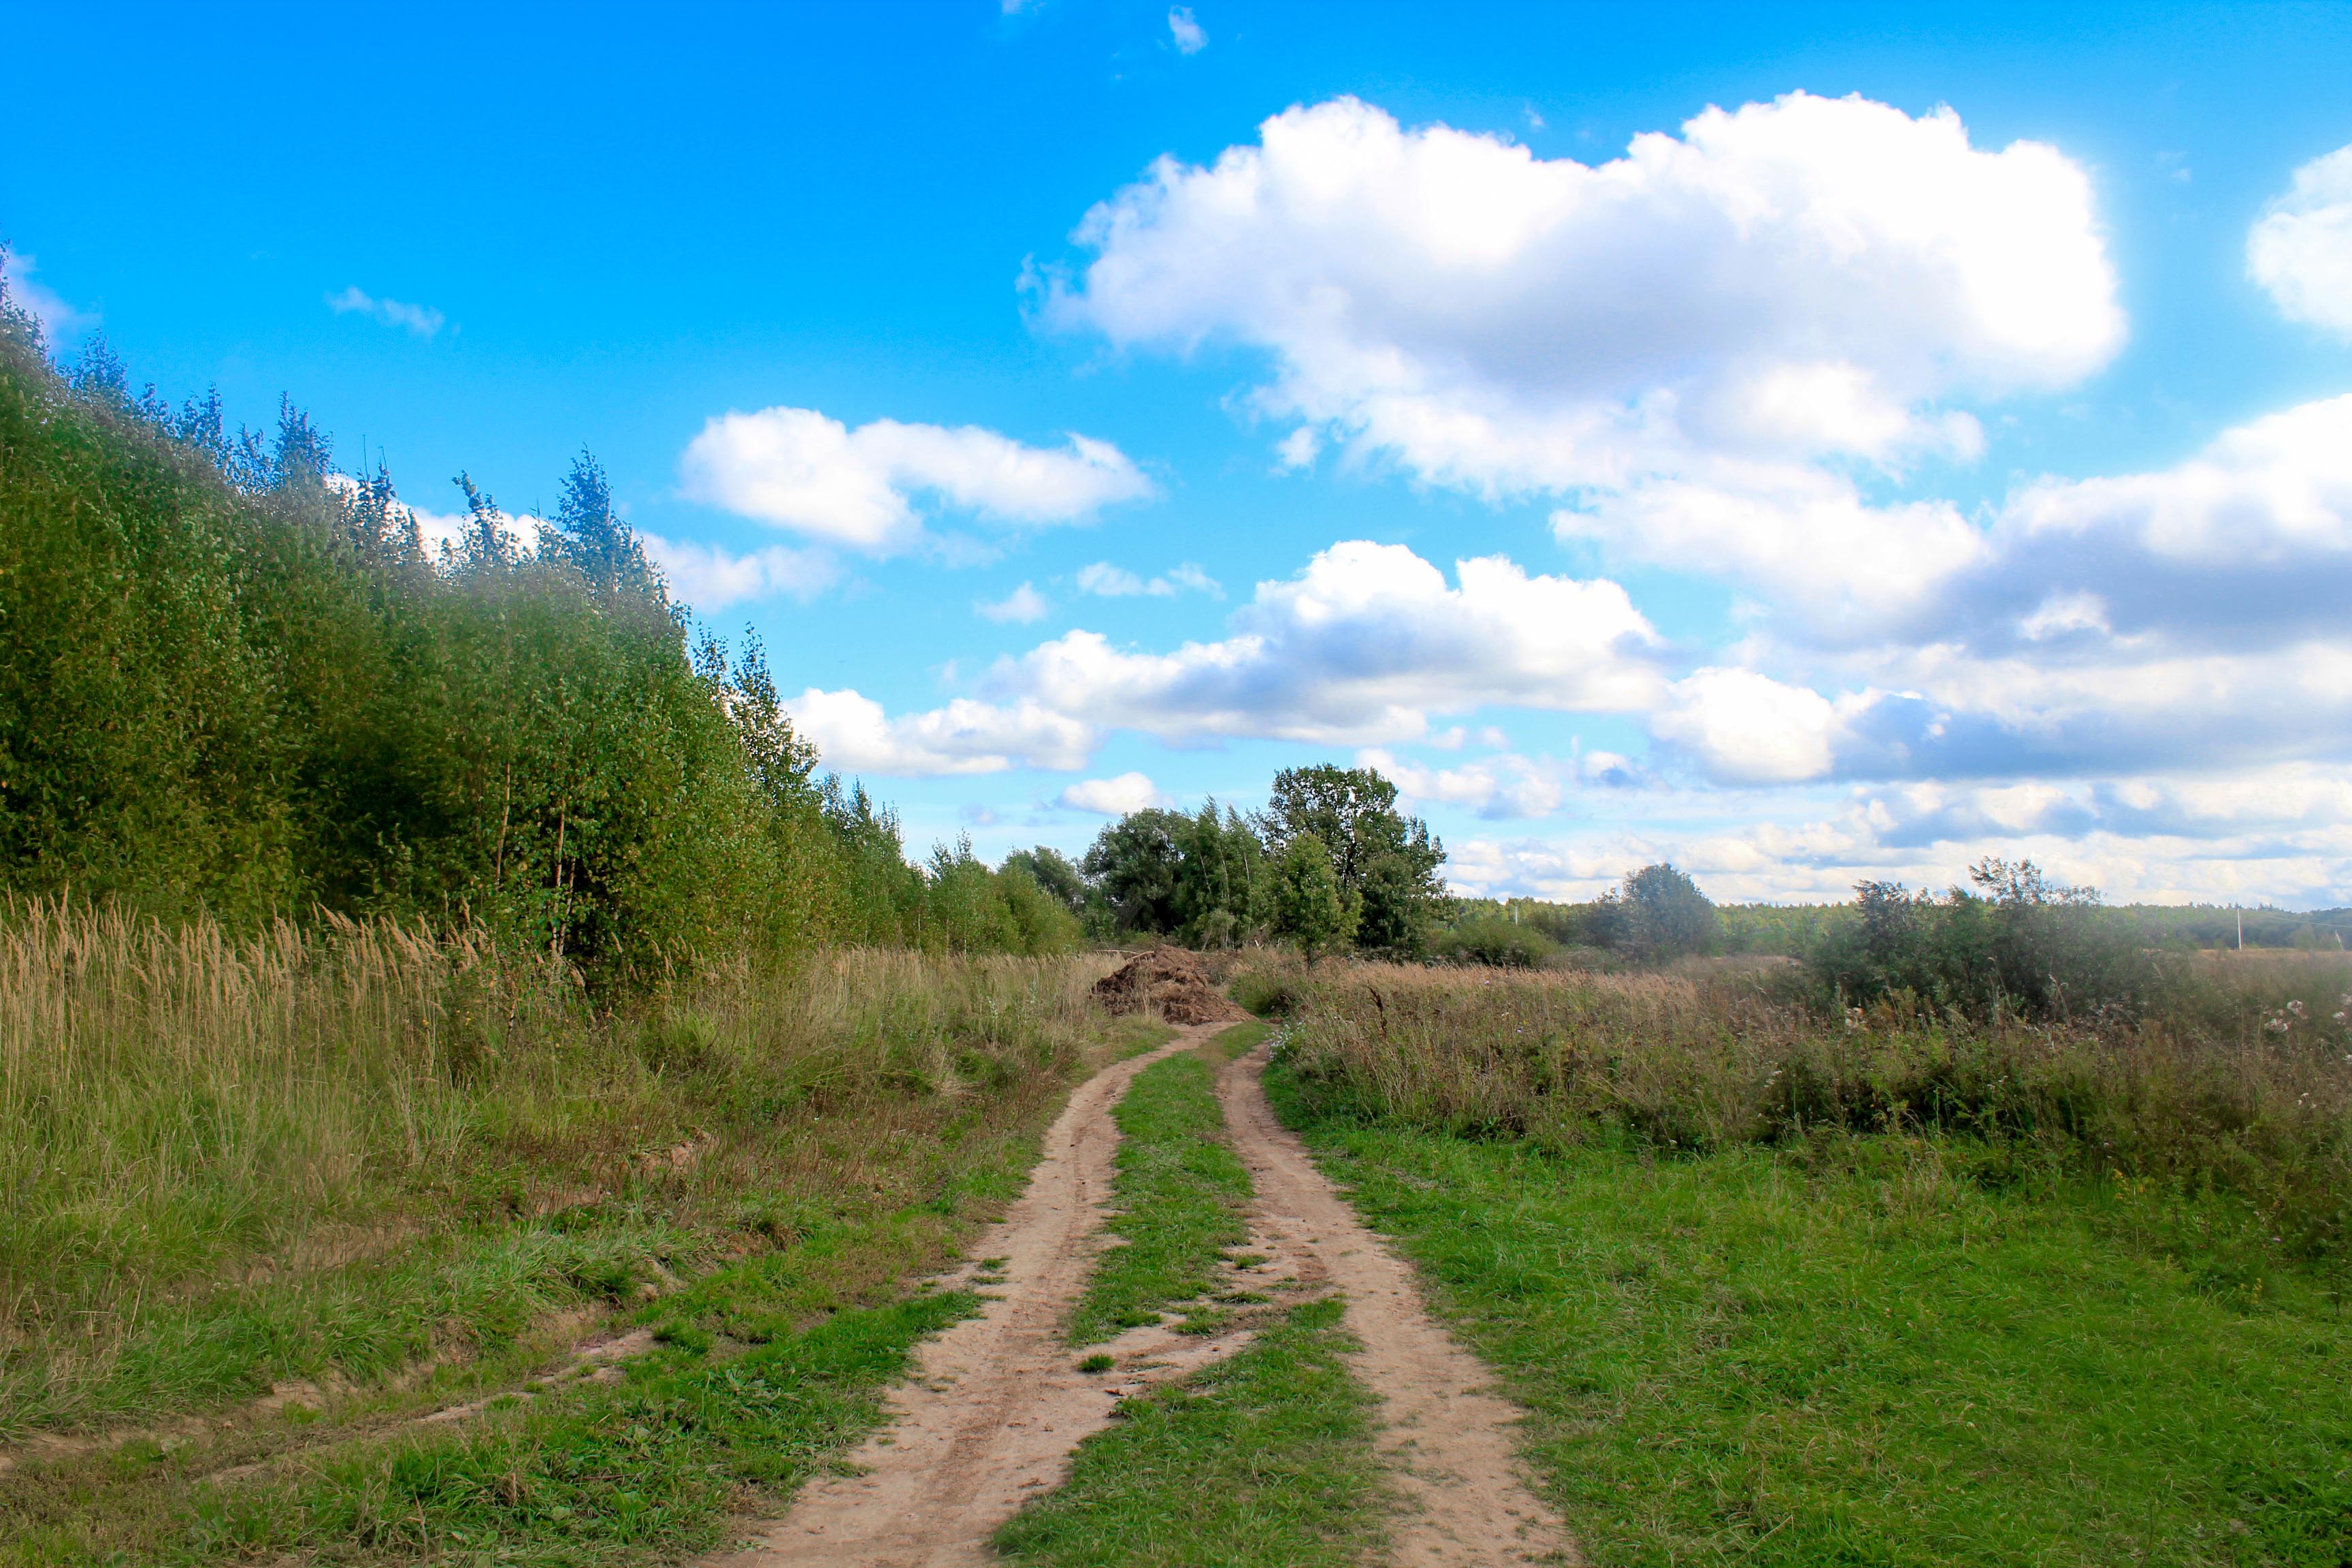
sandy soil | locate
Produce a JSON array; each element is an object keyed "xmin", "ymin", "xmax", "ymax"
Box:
[
  {"xmin": 707, "ymin": 1024, "xmax": 1578, "ymax": 1567},
  {"xmin": 708, "ymin": 1027, "xmax": 1244, "ymax": 1568},
  {"xmin": 1218, "ymin": 1042, "xmax": 1579, "ymax": 1567}
]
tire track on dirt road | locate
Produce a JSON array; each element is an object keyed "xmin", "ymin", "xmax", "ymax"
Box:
[
  {"xmin": 1218, "ymin": 1040, "xmax": 1579, "ymax": 1567},
  {"xmin": 708, "ymin": 1025, "xmax": 1239, "ymax": 1568}
]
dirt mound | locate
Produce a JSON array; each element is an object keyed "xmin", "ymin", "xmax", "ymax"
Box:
[{"xmin": 1093, "ymin": 947, "xmax": 1247, "ymax": 1026}]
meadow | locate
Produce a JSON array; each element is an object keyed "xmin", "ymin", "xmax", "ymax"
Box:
[
  {"xmin": 0, "ymin": 898, "xmax": 1152, "ymax": 1564},
  {"xmin": 1259, "ymin": 951, "xmax": 2352, "ymax": 1566}
]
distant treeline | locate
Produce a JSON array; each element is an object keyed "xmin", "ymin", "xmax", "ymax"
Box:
[
  {"xmin": 0, "ymin": 271, "xmax": 1077, "ymax": 980},
  {"xmin": 1460, "ymin": 891, "xmax": 2352, "ymax": 958}
]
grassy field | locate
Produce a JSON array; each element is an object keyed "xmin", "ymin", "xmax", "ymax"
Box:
[
  {"xmin": 1264, "ymin": 956, "xmax": 2352, "ymax": 1567},
  {"xmin": 0, "ymin": 900, "xmax": 1155, "ymax": 1565},
  {"xmin": 1001, "ymin": 1020, "xmax": 1391, "ymax": 1568}
]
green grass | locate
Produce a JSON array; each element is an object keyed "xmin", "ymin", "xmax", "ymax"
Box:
[
  {"xmin": 0, "ymin": 947, "xmax": 1147, "ymax": 1565},
  {"xmin": 996, "ymin": 1297, "xmax": 1388, "ymax": 1568},
  {"xmin": 1268, "ymin": 1062, "xmax": 2352, "ymax": 1568},
  {"xmin": 1066, "ymin": 1050, "xmax": 1253, "ymax": 1345}
]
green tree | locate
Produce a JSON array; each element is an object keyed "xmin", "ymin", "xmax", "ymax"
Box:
[
  {"xmin": 1083, "ymin": 809, "xmax": 1188, "ymax": 935},
  {"xmin": 1590, "ymin": 863, "xmax": 1717, "ymax": 960},
  {"xmin": 1270, "ymin": 834, "xmax": 1354, "ymax": 960},
  {"xmin": 1260, "ymin": 764, "xmax": 1444, "ymax": 956}
]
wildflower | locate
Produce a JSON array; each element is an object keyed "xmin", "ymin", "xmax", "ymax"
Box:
[
  {"xmin": 2266, "ymin": 1015, "xmax": 2290, "ymax": 1033},
  {"xmin": 2289, "ymin": 999, "xmax": 2308, "ymax": 1018}
]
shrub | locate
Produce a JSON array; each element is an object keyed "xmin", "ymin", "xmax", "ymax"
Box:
[{"xmin": 1432, "ymin": 913, "xmax": 1558, "ymax": 969}]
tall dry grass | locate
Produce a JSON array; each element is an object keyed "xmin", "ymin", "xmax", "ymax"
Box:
[
  {"xmin": 0, "ymin": 896, "xmax": 1115, "ymax": 1430},
  {"xmin": 1263, "ymin": 951, "xmax": 2352, "ymax": 1256}
]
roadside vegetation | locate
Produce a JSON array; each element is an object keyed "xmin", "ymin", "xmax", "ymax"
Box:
[
  {"xmin": 1257, "ymin": 881, "xmax": 2352, "ymax": 1565},
  {"xmin": 0, "ymin": 909, "xmax": 1144, "ymax": 1563}
]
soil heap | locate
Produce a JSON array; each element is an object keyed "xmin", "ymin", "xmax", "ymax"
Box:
[{"xmin": 1092, "ymin": 947, "xmax": 1248, "ymax": 1026}]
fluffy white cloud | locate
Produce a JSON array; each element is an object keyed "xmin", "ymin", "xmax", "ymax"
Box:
[
  {"xmin": 1060, "ymin": 772, "xmax": 1169, "ymax": 814},
  {"xmin": 1356, "ymin": 748, "xmax": 1569, "ymax": 819},
  {"xmin": 1167, "ymin": 5, "xmax": 1205, "ymax": 52},
  {"xmin": 2249, "ymin": 143, "xmax": 2352, "ymax": 337},
  {"xmin": 0, "ymin": 250, "xmax": 93, "ymax": 344},
  {"xmin": 642, "ymin": 534, "xmax": 840, "ymax": 609},
  {"xmin": 979, "ymin": 583, "xmax": 1052, "ymax": 623},
  {"xmin": 1007, "ymin": 541, "xmax": 1664, "ymax": 745},
  {"xmin": 1074, "ymin": 560, "xmax": 1221, "ymax": 598},
  {"xmin": 681, "ymin": 406, "xmax": 1154, "ymax": 553},
  {"xmin": 326, "ymin": 285, "xmax": 445, "ymax": 338},
  {"xmin": 1652, "ymin": 668, "xmax": 1848, "ymax": 783},
  {"xmin": 783, "ymin": 688, "xmax": 1092, "ymax": 777},
  {"xmin": 1968, "ymin": 393, "xmax": 2352, "ymax": 647},
  {"xmin": 774, "ymin": 541, "xmax": 1658, "ymax": 779},
  {"xmin": 1053, "ymin": 92, "xmax": 2117, "ymax": 496}
]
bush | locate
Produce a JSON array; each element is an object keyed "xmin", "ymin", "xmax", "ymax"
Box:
[
  {"xmin": 1273, "ymin": 954, "xmax": 2352, "ymax": 1258},
  {"xmin": 1808, "ymin": 858, "xmax": 2156, "ymax": 1024},
  {"xmin": 1432, "ymin": 913, "xmax": 1558, "ymax": 968}
]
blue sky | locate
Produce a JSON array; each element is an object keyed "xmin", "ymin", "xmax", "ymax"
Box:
[{"xmin": 10, "ymin": 1, "xmax": 2352, "ymax": 904}]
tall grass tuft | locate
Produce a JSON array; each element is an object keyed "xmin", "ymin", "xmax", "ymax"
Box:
[
  {"xmin": 1265, "ymin": 951, "xmax": 2352, "ymax": 1258},
  {"xmin": 0, "ymin": 896, "xmax": 1113, "ymax": 1432}
]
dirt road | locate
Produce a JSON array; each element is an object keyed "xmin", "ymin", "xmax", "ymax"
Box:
[
  {"xmin": 710, "ymin": 1024, "xmax": 1575, "ymax": 1567},
  {"xmin": 1218, "ymin": 1041, "xmax": 1576, "ymax": 1567},
  {"xmin": 709, "ymin": 1028, "xmax": 1235, "ymax": 1568}
]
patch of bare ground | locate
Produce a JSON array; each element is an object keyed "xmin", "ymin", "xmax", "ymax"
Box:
[
  {"xmin": 706, "ymin": 1027, "xmax": 1255, "ymax": 1568},
  {"xmin": 1218, "ymin": 1039, "xmax": 1580, "ymax": 1567}
]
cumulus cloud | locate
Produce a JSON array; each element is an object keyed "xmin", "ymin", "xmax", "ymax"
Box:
[
  {"xmin": 979, "ymin": 583, "xmax": 1052, "ymax": 623},
  {"xmin": 783, "ymin": 688, "xmax": 1092, "ymax": 777},
  {"xmin": 1167, "ymin": 5, "xmax": 1206, "ymax": 52},
  {"xmin": 1357, "ymin": 748, "xmax": 1569, "ymax": 819},
  {"xmin": 1060, "ymin": 772, "xmax": 1169, "ymax": 814},
  {"xmin": 642, "ymin": 534, "xmax": 840, "ymax": 609},
  {"xmin": 1051, "ymin": 92, "xmax": 2117, "ymax": 494},
  {"xmin": 768, "ymin": 540, "xmax": 1659, "ymax": 779},
  {"xmin": 2249, "ymin": 143, "xmax": 2352, "ymax": 337},
  {"xmin": 1074, "ymin": 560, "xmax": 1221, "ymax": 598},
  {"xmin": 1007, "ymin": 541, "xmax": 1664, "ymax": 745},
  {"xmin": 327, "ymin": 285, "xmax": 446, "ymax": 338},
  {"xmin": 680, "ymin": 406, "xmax": 1154, "ymax": 554},
  {"xmin": 0, "ymin": 250, "xmax": 93, "ymax": 344}
]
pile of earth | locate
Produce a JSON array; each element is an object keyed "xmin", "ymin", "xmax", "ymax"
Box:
[{"xmin": 1092, "ymin": 947, "xmax": 1249, "ymax": 1026}]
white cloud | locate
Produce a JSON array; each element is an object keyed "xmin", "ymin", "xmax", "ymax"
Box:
[
  {"xmin": 2249, "ymin": 143, "xmax": 2352, "ymax": 337},
  {"xmin": 642, "ymin": 534, "xmax": 840, "ymax": 609},
  {"xmin": 979, "ymin": 582, "xmax": 1052, "ymax": 623},
  {"xmin": 0, "ymin": 250, "xmax": 93, "ymax": 344},
  {"xmin": 1448, "ymin": 764, "xmax": 2352, "ymax": 906},
  {"xmin": 1060, "ymin": 772, "xmax": 1169, "ymax": 814},
  {"xmin": 1051, "ymin": 92, "xmax": 2119, "ymax": 498},
  {"xmin": 1358, "ymin": 748, "xmax": 1569, "ymax": 819},
  {"xmin": 326, "ymin": 285, "xmax": 445, "ymax": 338},
  {"xmin": 680, "ymin": 406, "xmax": 1154, "ymax": 554},
  {"xmin": 1652, "ymin": 668, "xmax": 1847, "ymax": 783},
  {"xmin": 1008, "ymin": 541, "xmax": 1664, "ymax": 745},
  {"xmin": 783, "ymin": 688, "xmax": 1092, "ymax": 777},
  {"xmin": 769, "ymin": 540, "xmax": 1659, "ymax": 779},
  {"xmin": 1075, "ymin": 560, "xmax": 1222, "ymax": 598},
  {"xmin": 1167, "ymin": 5, "xmax": 1206, "ymax": 52}
]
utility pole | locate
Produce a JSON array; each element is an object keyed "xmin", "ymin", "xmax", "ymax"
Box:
[{"xmin": 2237, "ymin": 909, "xmax": 2244, "ymax": 951}]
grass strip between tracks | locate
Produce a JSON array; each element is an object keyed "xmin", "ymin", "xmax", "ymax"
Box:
[
  {"xmin": 997, "ymin": 1295, "xmax": 1386, "ymax": 1568},
  {"xmin": 1065, "ymin": 1042, "xmax": 1254, "ymax": 1345},
  {"xmin": 1003, "ymin": 1019, "xmax": 1388, "ymax": 1567}
]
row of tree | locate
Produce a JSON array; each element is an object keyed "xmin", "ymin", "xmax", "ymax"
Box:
[
  {"xmin": 1005, "ymin": 764, "xmax": 1451, "ymax": 958},
  {"xmin": 0, "ymin": 271, "xmax": 1079, "ymax": 983}
]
